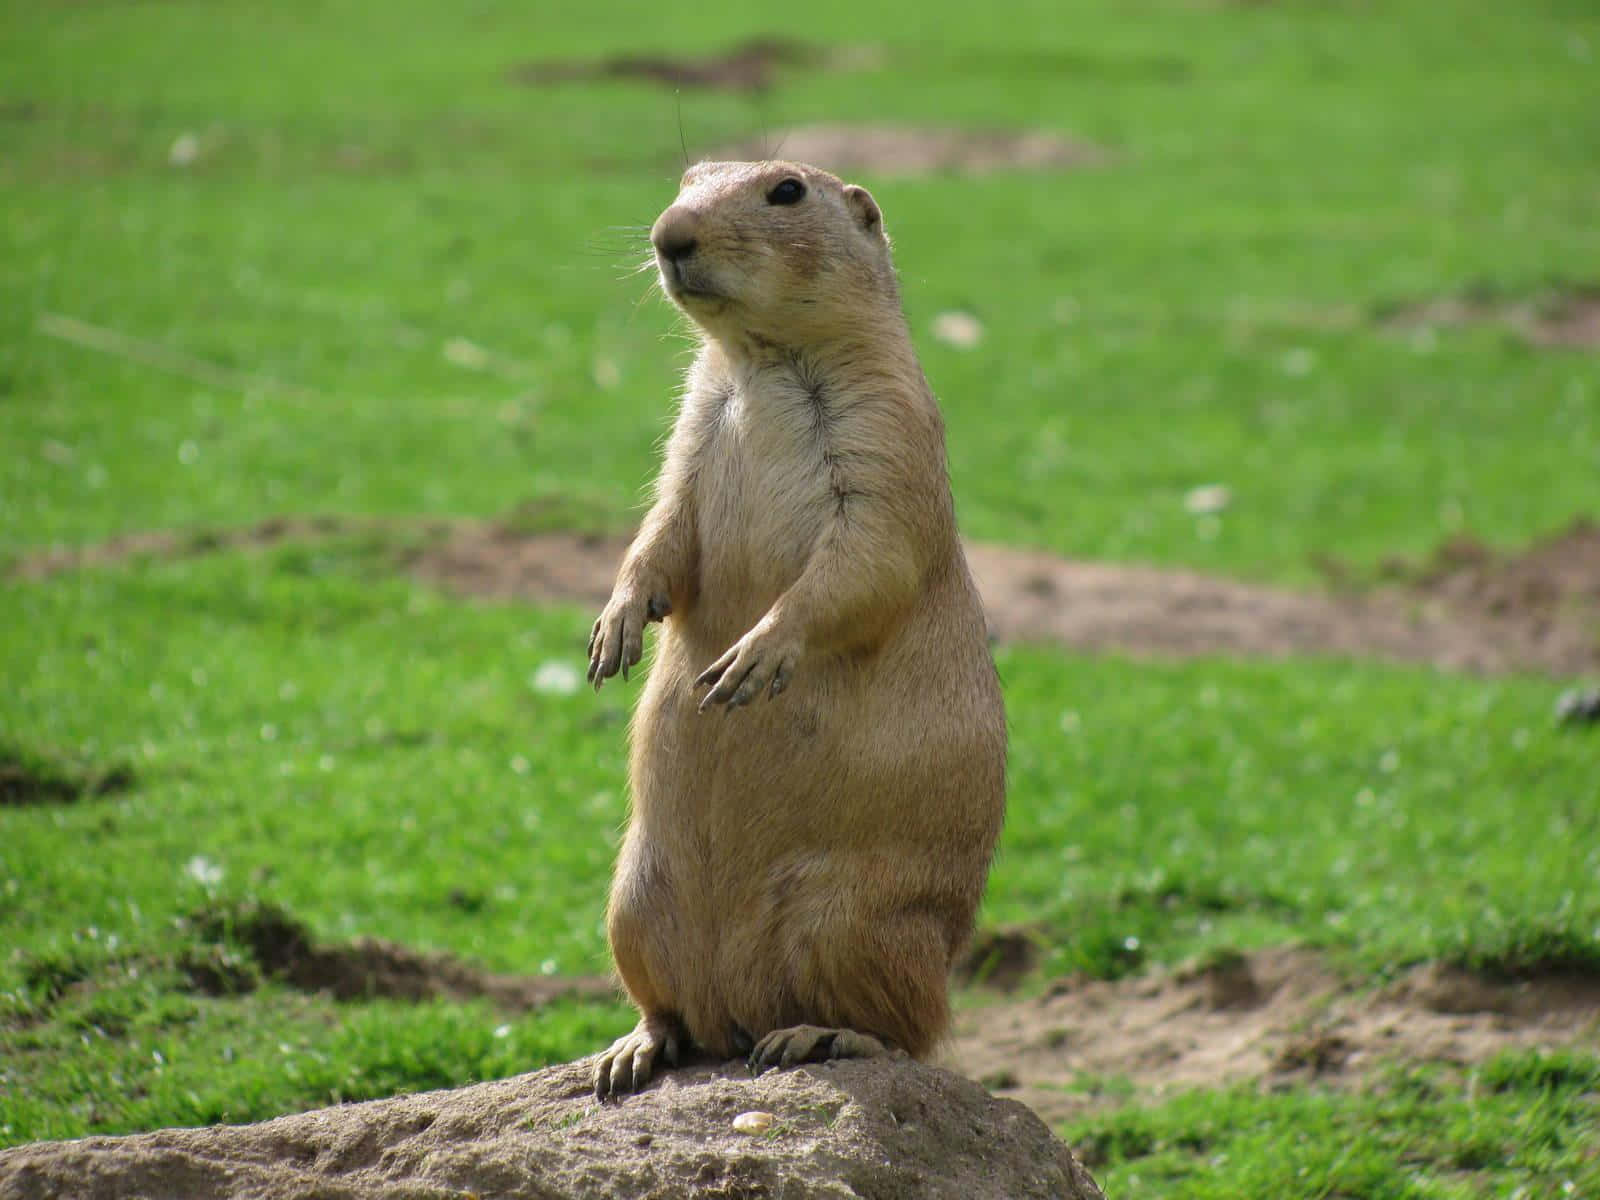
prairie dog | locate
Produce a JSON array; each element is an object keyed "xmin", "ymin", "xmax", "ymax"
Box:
[{"xmin": 587, "ymin": 160, "xmax": 1005, "ymax": 1099}]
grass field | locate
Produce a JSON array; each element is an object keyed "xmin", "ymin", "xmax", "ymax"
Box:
[{"xmin": 3, "ymin": 0, "xmax": 1599, "ymax": 1195}]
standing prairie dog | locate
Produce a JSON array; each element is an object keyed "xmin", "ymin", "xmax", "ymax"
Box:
[{"xmin": 587, "ymin": 159, "xmax": 1006, "ymax": 1099}]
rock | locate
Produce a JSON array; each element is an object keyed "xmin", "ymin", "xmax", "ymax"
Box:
[{"xmin": 0, "ymin": 1056, "xmax": 1103, "ymax": 1200}]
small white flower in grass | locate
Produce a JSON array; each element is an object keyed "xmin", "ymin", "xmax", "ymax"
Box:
[
  {"xmin": 443, "ymin": 337, "xmax": 489, "ymax": 370},
  {"xmin": 1123, "ymin": 936, "xmax": 1140, "ymax": 952},
  {"xmin": 931, "ymin": 311, "xmax": 983, "ymax": 350},
  {"xmin": 531, "ymin": 661, "xmax": 581, "ymax": 696},
  {"xmin": 185, "ymin": 856, "xmax": 223, "ymax": 887},
  {"xmin": 592, "ymin": 357, "xmax": 621, "ymax": 390},
  {"xmin": 1184, "ymin": 484, "xmax": 1231, "ymax": 515},
  {"xmin": 168, "ymin": 133, "xmax": 200, "ymax": 167},
  {"xmin": 540, "ymin": 958, "xmax": 557, "ymax": 975},
  {"xmin": 1280, "ymin": 347, "xmax": 1316, "ymax": 376},
  {"xmin": 493, "ymin": 1024, "xmax": 512, "ymax": 1039}
]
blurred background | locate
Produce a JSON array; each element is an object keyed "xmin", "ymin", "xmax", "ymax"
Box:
[{"xmin": 3, "ymin": 1, "xmax": 1598, "ymax": 1194}]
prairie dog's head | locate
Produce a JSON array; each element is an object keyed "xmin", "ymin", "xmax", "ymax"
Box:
[{"xmin": 650, "ymin": 160, "xmax": 894, "ymax": 344}]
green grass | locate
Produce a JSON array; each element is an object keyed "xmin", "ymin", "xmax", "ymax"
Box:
[
  {"xmin": 3, "ymin": 0, "xmax": 1597, "ymax": 576},
  {"xmin": 3, "ymin": 551, "xmax": 1597, "ymax": 1170},
  {"xmin": 1065, "ymin": 1051, "xmax": 1600, "ymax": 1198},
  {"xmin": 2, "ymin": 0, "xmax": 1598, "ymax": 1194}
]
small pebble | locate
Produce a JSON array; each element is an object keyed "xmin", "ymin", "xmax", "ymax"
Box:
[{"xmin": 732, "ymin": 1110, "xmax": 774, "ymax": 1135}]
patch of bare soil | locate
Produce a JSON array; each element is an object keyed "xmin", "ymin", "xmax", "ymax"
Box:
[
  {"xmin": 955, "ymin": 926, "xmax": 1044, "ymax": 992},
  {"xmin": 16, "ymin": 515, "xmax": 1600, "ymax": 675},
  {"xmin": 967, "ymin": 520, "xmax": 1600, "ymax": 674},
  {"xmin": 0, "ymin": 748, "xmax": 134, "ymax": 806},
  {"xmin": 1380, "ymin": 287, "xmax": 1600, "ymax": 350},
  {"xmin": 9, "ymin": 515, "xmax": 448, "ymax": 580},
  {"xmin": 1393, "ymin": 520, "xmax": 1600, "ymax": 623},
  {"xmin": 411, "ymin": 521, "xmax": 1600, "ymax": 675},
  {"xmin": 509, "ymin": 36, "xmax": 870, "ymax": 94},
  {"xmin": 184, "ymin": 901, "xmax": 614, "ymax": 1009},
  {"xmin": 948, "ymin": 947, "xmax": 1600, "ymax": 1126},
  {"xmin": 708, "ymin": 124, "xmax": 1109, "ymax": 177}
]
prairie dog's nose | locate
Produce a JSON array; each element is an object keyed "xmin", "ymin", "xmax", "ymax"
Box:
[{"xmin": 652, "ymin": 206, "xmax": 700, "ymax": 262}]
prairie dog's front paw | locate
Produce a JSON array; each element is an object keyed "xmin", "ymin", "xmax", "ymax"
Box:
[
  {"xmin": 588, "ymin": 584, "xmax": 671, "ymax": 690},
  {"xmin": 694, "ymin": 621, "xmax": 801, "ymax": 712}
]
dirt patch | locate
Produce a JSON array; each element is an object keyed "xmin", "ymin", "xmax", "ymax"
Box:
[
  {"xmin": 966, "ymin": 521, "xmax": 1600, "ymax": 675},
  {"xmin": 948, "ymin": 947, "xmax": 1600, "ymax": 1126},
  {"xmin": 707, "ymin": 124, "xmax": 1109, "ymax": 177},
  {"xmin": 1380, "ymin": 287, "xmax": 1600, "ymax": 350},
  {"xmin": 9, "ymin": 514, "xmax": 448, "ymax": 581},
  {"xmin": 510, "ymin": 36, "xmax": 871, "ymax": 94},
  {"xmin": 412, "ymin": 525, "xmax": 622, "ymax": 611},
  {"xmin": 15, "ymin": 515, "xmax": 1600, "ymax": 676},
  {"xmin": 0, "ymin": 747, "xmax": 134, "ymax": 807},
  {"xmin": 956, "ymin": 926, "xmax": 1044, "ymax": 992},
  {"xmin": 185, "ymin": 900, "xmax": 615, "ymax": 1009},
  {"xmin": 1389, "ymin": 520, "xmax": 1600, "ymax": 625},
  {"xmin": 414, "ymin": 520, "xmax": 1600, "ymax": 675}
]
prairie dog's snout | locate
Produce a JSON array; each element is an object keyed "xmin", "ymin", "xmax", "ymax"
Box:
[{"xmin": 651, "ymin": 206, "xmax": 700, "ymax": 264}]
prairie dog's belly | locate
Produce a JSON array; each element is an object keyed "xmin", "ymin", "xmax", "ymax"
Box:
[{"xmin": 689, "ymin": 386, "xmax": 834, "ymax": 642}]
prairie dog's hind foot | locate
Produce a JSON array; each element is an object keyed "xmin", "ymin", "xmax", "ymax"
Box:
[
  {"xmin": 748, "ymin": 1025, "xmax": 890, "ymax": 1075},
  {"xmin": 594, "ymin": 1013, "xmax": 685, "ymax": 1101}
]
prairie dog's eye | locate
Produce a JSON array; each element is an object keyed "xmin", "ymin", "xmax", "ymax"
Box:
[{"xmin": 766, "ymin": 178, "xmax": 806, "ymax": 206}]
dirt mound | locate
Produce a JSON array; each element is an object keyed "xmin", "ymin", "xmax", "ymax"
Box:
[
  {"xmin": 0, "ymin": 746, "xmax": 134, "ymax": 806},
  {"xmin": 0, "ymin": 1057, "xmax": 1104, "ymax": 1200},
  {"xmin": 15, "ymin": 515, "xmax": 1600, "ymax": 675},
  {"xmin": 949, "ymin": 947, "xmax": 1600, "ymax": 1127},
  {"xmin": 1397, "ymin": 519, "xmax": 1600, "ymax": 624},
  {"xmin": 1380, "ymin": 287, "xmax": 1600, "ymax": 350},
  {"xmin": 708, "ymin": 124, "xmax": 1108, "ymax": 177},
  {"xmin": 955, "ymin": 925, "xmax": 1044, "ymax": 992},
  {"xmin": 510, "ymin": 37, "xmax": 869, "ymax": 94},
  {"xmin": 184, "ymin": 900, "xmax": 614, "ymax": 1009}
]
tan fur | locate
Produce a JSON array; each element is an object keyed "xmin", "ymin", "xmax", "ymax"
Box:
[{"xmin": 587, "ymin": 160, "xmax": 1005, "ymax": 1094}]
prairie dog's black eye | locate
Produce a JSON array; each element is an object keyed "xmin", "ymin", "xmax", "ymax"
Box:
[{"xmin": 766, "ymin": 178, "xmax": 806, "ymax": 206}]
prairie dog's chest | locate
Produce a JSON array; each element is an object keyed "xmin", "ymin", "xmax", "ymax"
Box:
[{"xmin": 692, "ymin": 370, "xmax": 834, "ymax": 592}]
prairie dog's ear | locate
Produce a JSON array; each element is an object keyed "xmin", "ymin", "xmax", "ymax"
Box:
[{"xmin": 843, "ymin": 184, "xmax": 884, "ymax": 238}]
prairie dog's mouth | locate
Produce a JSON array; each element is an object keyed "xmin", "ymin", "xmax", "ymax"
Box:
[{"xmin": 660, "ymin": 262, "xmax": 725, "ymax": 305}]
